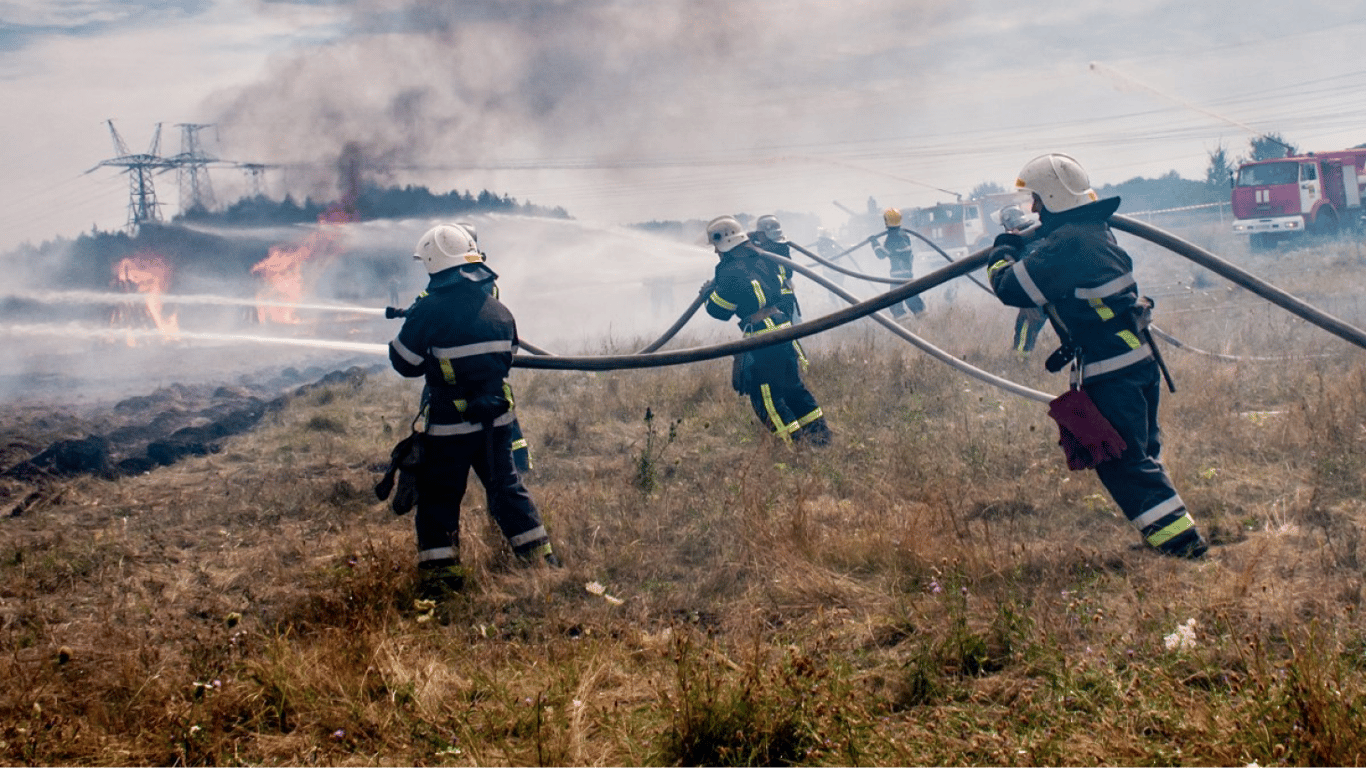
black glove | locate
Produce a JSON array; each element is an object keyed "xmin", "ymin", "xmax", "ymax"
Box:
[
  {"xmin": 385, "ymin": 306, "xmax": 407, "ymax": 319},
  {"xmin": 463, "ymin": 394, "xmax": 510, "ymax": 424}
]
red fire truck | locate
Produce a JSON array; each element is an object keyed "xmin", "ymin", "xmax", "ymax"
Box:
[
  {"xmin": 905, "ymin": 192, "xmax": 1022, "ymax": 258},
  {"xmin": 1230, "ymin": 149, "xmax": 1366, "ymax": 249}
]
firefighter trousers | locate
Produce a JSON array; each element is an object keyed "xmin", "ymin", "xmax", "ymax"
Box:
[
  {"xmin": 414, "ymin": 425, "xmax": 549, "ymax": 565},
  {"xmin": 743, "ymin": 341, "xmax": 823, "ymax": 441},
  {"xmin": 1084, "ymin": 362, "xmax": 1202, "ymax": 553}
]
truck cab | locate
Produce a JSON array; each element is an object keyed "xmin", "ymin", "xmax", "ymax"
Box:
[{"xmin": 1231, "ymin": 150, "xmax": 1366, "ymax": 249}]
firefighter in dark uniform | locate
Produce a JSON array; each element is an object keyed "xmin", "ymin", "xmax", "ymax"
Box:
[
  {"xmin": 389, "ymin": 223, "xmax": 560, "ymax": 598},
  {"xmin": 870, "ymin": 208, "xmax": 925, "ymax": 318},
  {"xmin": 393, "ymin": 221, "xmax": 533, "ymax": 474},
  {"xmin": 749, "ymin": 214, "xmax": 801, "ymax": 323},
  {"xmin": 997, "ymin": 204, "xmax": 1049, "ymax": 359},
  {"xmin": 987, "ymin": 153, "xmax": 1208, "ymax": 558},
  {"xmin": 705, "ymin": 215, "xmax": 831, "ymax": 446}
]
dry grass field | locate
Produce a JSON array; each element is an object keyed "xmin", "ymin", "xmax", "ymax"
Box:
[{"xmin": 3, "ymin": 229, "xmax": 1366, "ymax": 766}]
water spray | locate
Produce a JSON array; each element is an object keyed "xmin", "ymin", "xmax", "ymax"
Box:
[
  {"xmin": 1, "ymin": 322, "xmax": 389, "ymax": 356},
  {"xmin": 3, "ymin": 289, "xmax": 386, "ymax": 317}
]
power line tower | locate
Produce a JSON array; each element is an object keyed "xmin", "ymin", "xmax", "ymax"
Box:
[
  {"xmin": 170, "ymin": 123, "xmax": 218, "ymax": 212},
  {"xmin": 238, "ymin": 163, "xmax": 273, "ymax": 198},
  {"xmin": 87, "ymin": 119, "xmax": 173, "ymax": 232}
]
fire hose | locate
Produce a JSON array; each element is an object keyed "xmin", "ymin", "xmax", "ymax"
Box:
[{"xmin": 378, "ymin": 218, "xmax": 1366, "ymax": 406}]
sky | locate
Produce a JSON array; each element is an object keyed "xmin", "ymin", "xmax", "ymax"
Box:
[{"xmin": 3, "ymin": 0, "xmax": 1366, "ymax": 254}]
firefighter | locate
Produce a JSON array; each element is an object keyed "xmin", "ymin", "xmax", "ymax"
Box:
[
  {"xmin": 705, "ymin": 215, "xmax": 831, "ymax": 446},
  {"xmin": 987, "ymin": 153, "xmax": 1208, "ymax": 559},
  {"xmin": 392, "ymin": 221, "xmax": 534, "ymax": 474},
  {"xmin": 813, "ymin": 227, "xmax": 847, "ymax": 287},
  {"xmin": 389, "ymin": 223, "xmax": 560, "ymax": 599},
  {"xmin": 997, "ymin": 204, "xmax": 1049, "ymax": 359},
  {"xmin": 749, "ymin": 214, "xmax": 801, "ymax": 323},
  {"xmin": 870, "ymin": 208, "xmax": 925, "ymax": 318}
]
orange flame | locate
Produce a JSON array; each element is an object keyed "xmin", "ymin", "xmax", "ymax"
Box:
[
  {"xmin": 252, "ymin": 203, "xmax": 360, "ymax": 324},
  {"xmin": 113, "ymin": 252, "xmax": 179, "ymax": 342}
]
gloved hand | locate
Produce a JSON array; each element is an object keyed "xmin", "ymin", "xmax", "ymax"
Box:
[
  {"xmin": 992, "ymin": 232, "xmax": 1025, "ymax": 255},
  {"xmin": 463, "ymin": 393, "xmax": 510, "ymax": 424},
  {"xmin": 385, "ymin": 306, "xmax": 407, "ymax": 319},
  {"xmin": 874, "ymin": 246, "xmax": 889, "ymax": 260}
]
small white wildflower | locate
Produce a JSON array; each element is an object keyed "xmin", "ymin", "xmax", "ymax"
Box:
[{"xmin": 1163, "ymin": 618, "xmax": 1198, "ymax": 650}]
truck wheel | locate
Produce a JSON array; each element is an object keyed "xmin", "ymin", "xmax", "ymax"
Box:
[{"xmin": 1314, "ymin": 208, "xmax": 1339, "ymax": 237}]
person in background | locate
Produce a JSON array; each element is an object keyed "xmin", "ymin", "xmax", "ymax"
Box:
[
  {"xmin": 389, "ymin": 223, "xmax": 561, "ymax": 599},
  {"xmin": 749, "ymin": 214, "xmax": 802, "ymax": 323},
  {"xmin": 987, "ymin": 153, "xmax": 1208, "ymax": 559},
  {"xmin": 704, "ymin": 215, "xmax": 832, "ymax": 446},
  {"xmin": 870, "ymin": 207, "xmax": 925, "ymax": 319},
  {"xmin": 996, "ymin": 204, "xmax": 1049, "ymax": 360}
]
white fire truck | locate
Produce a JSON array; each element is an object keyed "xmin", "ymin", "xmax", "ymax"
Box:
[{"xmin": 1230, "ymin": 148, "xmax": 1366, "ymax": 250}]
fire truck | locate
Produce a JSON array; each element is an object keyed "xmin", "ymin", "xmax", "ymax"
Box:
[
  {"xmin": 904, "ymin": 193, "xmax": 1021, "ymax": 259},
  {"xmin": 1230, "ymin": 149, "xmax": 1366, "ymax": 250}
]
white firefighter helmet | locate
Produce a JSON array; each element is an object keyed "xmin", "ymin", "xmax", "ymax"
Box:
[
  {"xmin": 456, "ymin": 220, "xmax": 479, "ymax": 243},
  {"xmin": 883, "ymin": 207, "xmax": 902, "ymax": 227},
  {"xmin": 1015, "ymin": 153, "xmax": 1099, "ymax": 213},
  {"xmin": 755, "ymin": 214, "xmax": 784, "ymax": 241},
  {"xmin": 706, "ymin": 216, "xmax": 749, "ymax": 253},
  {"xmin": 413, "ymin": 223, "xmax": 482, "ymax": 274},
  {"xmin": 998, "ymin": 204, "xmax": 1038, "ymax": 233}
]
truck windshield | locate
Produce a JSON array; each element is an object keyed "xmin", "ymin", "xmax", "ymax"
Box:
[{"xmin": 1237, "ymin": 162, "xmax": 1298, "ymax": 187}]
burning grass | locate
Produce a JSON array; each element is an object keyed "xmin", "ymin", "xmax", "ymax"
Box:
[{"xmin": 3, "ymin": 235, "xmax": 1366, "ymax": 765}]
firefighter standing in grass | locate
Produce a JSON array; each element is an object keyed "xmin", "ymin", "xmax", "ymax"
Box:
[
  {"xmin": 997, "ymin": 204, "xmax": 1049, "ymax": 360},
  {"xmin": 389, "ymin": 223, "xmax": 560, "ymax": 599},
  {"xmin": 986, "ymin": 153, "xmax": 1208, "ymax": 558},
  {"xmin": 870, "ymin": 207, "xmax": 925, "ymax": 318},
  {"xmin": 705, "ymin": 215, "xmax": 832, "ymax": 446}
]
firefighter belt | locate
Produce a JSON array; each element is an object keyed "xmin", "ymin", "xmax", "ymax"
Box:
[{"xmin": 1047, "ymin": 388, "xmax": 1128, "ymax": 471}]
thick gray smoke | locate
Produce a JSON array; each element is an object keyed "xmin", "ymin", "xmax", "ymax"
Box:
[{"xmin": 207, "ymin": 0, "xmax": 965, "ymax": 213}]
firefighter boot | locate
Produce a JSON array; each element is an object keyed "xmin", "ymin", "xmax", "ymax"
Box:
[
  {"xmin": 515, "ymin": 540, "xmax": 563, "ymax": 568},
  {"xmin": 1157, "ymin": 527, "xmax": 1209, "ymax": 559},
  {"xmin": 417, "ymin": 561, "xmax": 467, "ymax": 601},
  {"xmin": 794, "ymin": 417, "xmax": 833, "ymax": 448}
]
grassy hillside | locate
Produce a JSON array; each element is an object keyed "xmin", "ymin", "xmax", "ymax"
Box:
[{"xmin": 3, "ymin": 233, "xmax": 1366, "ymax": 766}]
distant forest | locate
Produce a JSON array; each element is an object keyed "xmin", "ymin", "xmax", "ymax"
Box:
[{"xmin": 176, "ymin": 184, "xmax": 570, "ymax": 227}]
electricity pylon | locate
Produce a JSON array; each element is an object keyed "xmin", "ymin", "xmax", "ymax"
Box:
[
  {"xmin": 87, "ymin": 119, "xmax": 173, "ymax": 231},
  {"xmin": 169, "ymin": 123, "xmax": 218, "ymax": 212}
]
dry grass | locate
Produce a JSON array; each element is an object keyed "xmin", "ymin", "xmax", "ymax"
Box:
[{"xmin": 3, "ymin": 232, "xmax": 1366, "ymax": 766}]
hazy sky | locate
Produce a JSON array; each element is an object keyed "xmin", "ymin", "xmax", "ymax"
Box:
[{"xmin": 3, "ymin": 0, "xmax": 1365, "ymax": 253}]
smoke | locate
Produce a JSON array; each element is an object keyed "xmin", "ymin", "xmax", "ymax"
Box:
[{"xmin": 205, "ymin": 0, "xmax": 966, "ymax": 215}]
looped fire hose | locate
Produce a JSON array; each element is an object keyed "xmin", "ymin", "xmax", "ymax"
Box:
[{"xmin": 1108, "ymin": 215, "xmax": 1366, "ymax": 353}]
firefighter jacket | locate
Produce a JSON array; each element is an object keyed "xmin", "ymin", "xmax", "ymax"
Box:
[
  {"xmin": 875, "ymin": 226, "xmax": 915, "ymax": 276},
  {"xmin": 748, "ymin": 234, "xmax": 800, "ymax": 319},
  {"xmin": 389, "ymin": 265, "xmax": 519, "ymax": 435},
  {"xmin": 987, "ymin": 197, "xmax": 1153, "ymax": 382},
  {"xmin": 706, "ymin": 243, "xmax": 794, "ymax": 336}
]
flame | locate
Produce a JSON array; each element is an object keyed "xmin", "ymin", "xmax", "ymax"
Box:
[
  {"xmin": 252, "ymin": 204, "xmax": 361, "ymax": 325},
  {"xmin": 252, "ymin": 142, "xmax": 364, "ymax": 324},
  {"xmin": 112, "ymin": 252, "xmax": 179, "ymax": 342}
]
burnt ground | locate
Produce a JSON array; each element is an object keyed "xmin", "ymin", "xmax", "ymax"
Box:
[{"xmin": 0, "ymin": 359, "xmax": 387, "ymax": 518}]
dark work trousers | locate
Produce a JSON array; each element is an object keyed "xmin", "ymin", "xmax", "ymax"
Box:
[
  {"xmin": 889, "ymin": 267, "xmax": 925, "ymax": 317},
  {"xmin": 1013, "ymin": 308, "xmax": 1046, "ymax": 353},
  {"xmin": 414, "ymin": 425, "xmax": 548, "ymax": 562},
  {"xmin": 744, "ymin": 340, "xmax": 821, "ymax": 437},
  {"xmin": 1085, "ymin": 362, "xmax": 1187, "ymax": 530}
]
